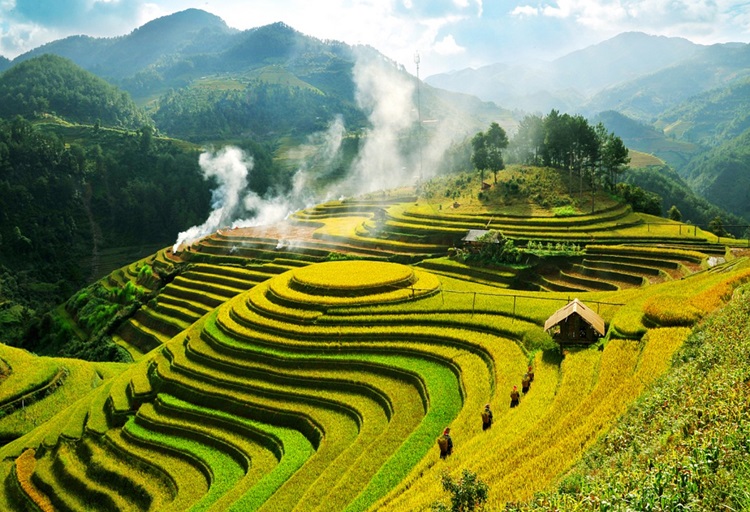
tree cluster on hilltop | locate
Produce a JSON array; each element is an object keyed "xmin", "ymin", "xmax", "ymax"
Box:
[
  {"xmin": 471, "ymin": 111, "xmax": 630, "ymax": 212},
  {"xmin": 508, "ymin": 110, "xmax": 630, "ymax": 188}
]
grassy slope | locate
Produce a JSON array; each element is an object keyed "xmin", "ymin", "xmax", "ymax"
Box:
[{"xmin": 506, "ymin": 283, "xmax": 750, "ymax": 511}]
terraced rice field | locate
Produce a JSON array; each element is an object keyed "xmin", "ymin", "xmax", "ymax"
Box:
[{"xmin": 2, "ymin": 192, "xmax": 749, "ymax": 511}]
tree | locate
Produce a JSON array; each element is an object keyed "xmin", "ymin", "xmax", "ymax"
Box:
[
  {"xmin": 600, "ymin": 130, "xmax": 630, "ymax": 188},
  {"xmin": 708, "ymin": 216, "xmax": 728, "ymax": 238},
  {"xmin": 484, "ymin": 122, "xmax": 509, "ymax": 184},
  {"xmin": 668, "ymin": 205, "xmax": 682, "ymax": 221},
  {"xmin": 471, "ymin": 122, "xmax": 508, "ymax": 185},
  {"xmin": 471, "ymin": 131, "xmax": 489, "ymax": 184},
  {"xmin": 432, "ymin": 469, "xmax": 489, "ymax": 512},
  {"xmin": 510, "ymin": 114, "xmax": 544, "ymax": 165}
]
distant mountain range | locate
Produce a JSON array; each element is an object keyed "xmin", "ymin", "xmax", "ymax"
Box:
[
  {"xmin": 426, "ymin": 31, "xmax": 750, "ymax": 121},
  {"xmin": 1, "ymin": 12, "xmax": 749, "ymax": 223}
]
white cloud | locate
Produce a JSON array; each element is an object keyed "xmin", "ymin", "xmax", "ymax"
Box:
[
  {"xmin": 434, "ymin": 34, "xmax": 466, "ymax": 55},
  {"xmin": 511, "ymin": 5, "xmax": 540, "ymax": 17}
]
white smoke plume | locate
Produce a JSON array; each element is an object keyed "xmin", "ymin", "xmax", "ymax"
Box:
[
  {"xmin": 172, "ymin": 147, "xmax": 252, "ymax": 251},
  {"xmin": 172, "ymin": 50, "xmax": 480, "ymax": 250},
  {"xmin": 173, "ymin": 117, "xmax": 349, "ymax": 250},
  {"xmin": 346, "ymin": 49, "xmax": 417, "ymax": 194}
]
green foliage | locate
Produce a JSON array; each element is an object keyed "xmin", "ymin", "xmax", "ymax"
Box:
[
  {"xmin": 681, "ymin": 127, "xmax": 750, "ymax": 222},
  {"xmin": 552, "ymin": 206, "xmax": 577, "ymax": 217},
  {"xmin": 621, "ymin": 164, "xmax": 746, "ymax": 234},
  {"xmin": 24, "ymin": 276, "xmax": 151, "ymax": 361},
  {"xmin": 152, "ymin": 82, "xmax": 366, "ymax": 142},
  {"xmin": 525, "ymin": 240, "xmax": 582, "ymax": 256},
  {"xmin": 657, "ymin": 77, "xmax": 750, "ymax": 148},
  {"xmin": 521, "ymin": 328, "xmax": 557, "ymax": 352},
  {"xmin": 614, "ymin": 182, "xmax": 662, "ymax": 215},
  {"xmin": 0, "ymin": 117, "xmax": 213, "ymax": 324},
  {"xmin": 707, "ymin": 216, "xmax": 728, "ymax": 238},
  {"xmin": 472, "ymin": 122, "xmax": 509, "ymax": 184},
  {"xmin": 667, "ymin": 204, "xmax": 682, "ymax": 221},
  {"xmin": 454, "ymin": 231, "xmax": 521, "ymax": 265},
  {"xmin": 0, "ymin": 55, "xmax": 148, "ymax": 129},
  {"xmin": 432, "ymin": 469, "xmax": 489, "ymax": 512},
  {"xmin": 508, "ymin": 110, "xmax": 629, "ymax": 206}
]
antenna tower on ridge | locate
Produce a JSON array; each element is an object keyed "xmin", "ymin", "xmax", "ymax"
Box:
[{"xmin": 414, "ymin": 51, "xmax": 423, "ymax": 182}]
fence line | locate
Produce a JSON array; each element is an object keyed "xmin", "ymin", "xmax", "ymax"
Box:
[{"xmin": 402, "ymin": 281, "xmax": 623, "ymax": 319}]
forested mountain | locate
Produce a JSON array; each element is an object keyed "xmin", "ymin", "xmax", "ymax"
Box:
[
  {"xmin": 680, "ymin": 128, "xmax": 750, "ymax": 221},
  {"xmin": 621, "ymin": 164, "xmax": 746, "ymax": 233},
  {"xmin": 552, "ymin": 32, "xmax": 700, "ymax": 94},
  {"xmin": 585, "ymin": 43, "xmax": 750, "ymax": 120},
  {"xmin": 655, "ymin": 78, "xmax": 750, "ymax": 147},
  {"xmin": 8, "ymin": 10, "xmax": 510, "ymax": 145},
  {"xmin": 0, "ymin": 118, "xmax": 280, "ymax": 344},
  {"xmin": 592, "ymin": 111, "xmax": 701, "ymax": 170},
  {"xmin": 0, "ymin": 55, "xmax": 149, "ymax": 129},
  {"xmin": 15, "ymin": 9, "xmax": 237, "ymax": 81},
  {"xmin": 594, "ymin": 79, "xmax": 750, "ymax": 223},
  {"xmin": 0, "ymin": 56, "xmax": 9, "ymax": 73}
]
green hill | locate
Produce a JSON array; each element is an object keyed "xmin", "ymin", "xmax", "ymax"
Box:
[
  {"xmin": 656, "ymin": 77, "xmax": 750, "ymax": 147},
  {"xmin": 0, "ymin": 55, "xmax": 149, "ymax": 129},
  {"xmin": 681, "ymin": 128, "xmax": 750, "ymax": 222},
  {"xmin": 621, "ymin": 163, "xmax": 746, "ymax": 234},
  {"xmin": 593, "ymin": 110, "xmax": 701, "ymax": 170},
  {"xmin": 16, "ymin": 9, "xmax": 236, "ymax": 81}
]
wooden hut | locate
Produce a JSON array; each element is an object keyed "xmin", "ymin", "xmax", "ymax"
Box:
[
  {"xmin": 461, "ymin": 229, "xmax": 492, "ymax": 251},
  {"xmin": 544, "ymin": 298, "xmax": 605, "ymax": 345}
]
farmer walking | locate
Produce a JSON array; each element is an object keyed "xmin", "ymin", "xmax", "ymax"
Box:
[
  {"xmin": 481, "ymin": 404, "xmax": 493, "ymax": 430},
  {"xmin": 510, "ymin": 386, "xmax": 520, "ymax": 408},
  {"xmin": 522, "ymin": 372, "xmax": 532, "ymax": 394},
  {"xmin": 437, "ymin": 427, "xmax": 453, "ymax": 459}
]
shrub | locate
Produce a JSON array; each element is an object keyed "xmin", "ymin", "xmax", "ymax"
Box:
[{"xmin": 432, "ymin": 469, "xmax": 489, "ymax": 512}]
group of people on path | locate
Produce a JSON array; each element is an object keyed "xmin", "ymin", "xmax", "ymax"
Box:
[
  {"xmin": 437, "ymin": 365, "xmax": 535, "ymax": 458},
  {"xmin": 511, "ymin": 365, "xmax": 534, "ymax": 407}
]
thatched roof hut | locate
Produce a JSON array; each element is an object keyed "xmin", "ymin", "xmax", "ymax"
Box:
[{"xmin": 544, "ymin": 298, "xmax": 605, "ymax": 344}]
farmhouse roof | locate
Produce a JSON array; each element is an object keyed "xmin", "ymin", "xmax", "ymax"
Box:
[
  {"xmin": 544, "ymin": 298, "xmax": 606, "ymax": 336},
  {"xmin": 462, "ymin": 229, "xmax": 491, "ymax": 243}
]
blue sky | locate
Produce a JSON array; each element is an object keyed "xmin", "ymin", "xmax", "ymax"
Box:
[{"xmin": 1, "ymin": 0, "xmax": 749, "ymax": 75}]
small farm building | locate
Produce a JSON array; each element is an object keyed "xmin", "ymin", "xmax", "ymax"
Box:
[
  {"xmin": 544, "ymin": 298, "xmax": 605, "ymax": 344},
  {"xmin": 461, "ymin": 229, "xmax": 493, "ymax": 246}
]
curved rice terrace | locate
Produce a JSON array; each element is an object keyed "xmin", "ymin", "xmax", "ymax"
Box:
[{"xmin": 2, "ymin": 178, "xmax": 750, "ymax": 511}]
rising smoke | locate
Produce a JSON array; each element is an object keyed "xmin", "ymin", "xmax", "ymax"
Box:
[
  {"xmin": 346, "ymin": 49, "xmax": 417, "ymax": 193},
  {"xmin": 173, "ymin": 48, "xmax": 470, "ymax": 249},
  {"xmin": 172, "ymin": 117, "xmax": 347, "ymax": 250},
  {"xmin": 173, "ymin": 147, "xmax": 252, "ymax": 251}
]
